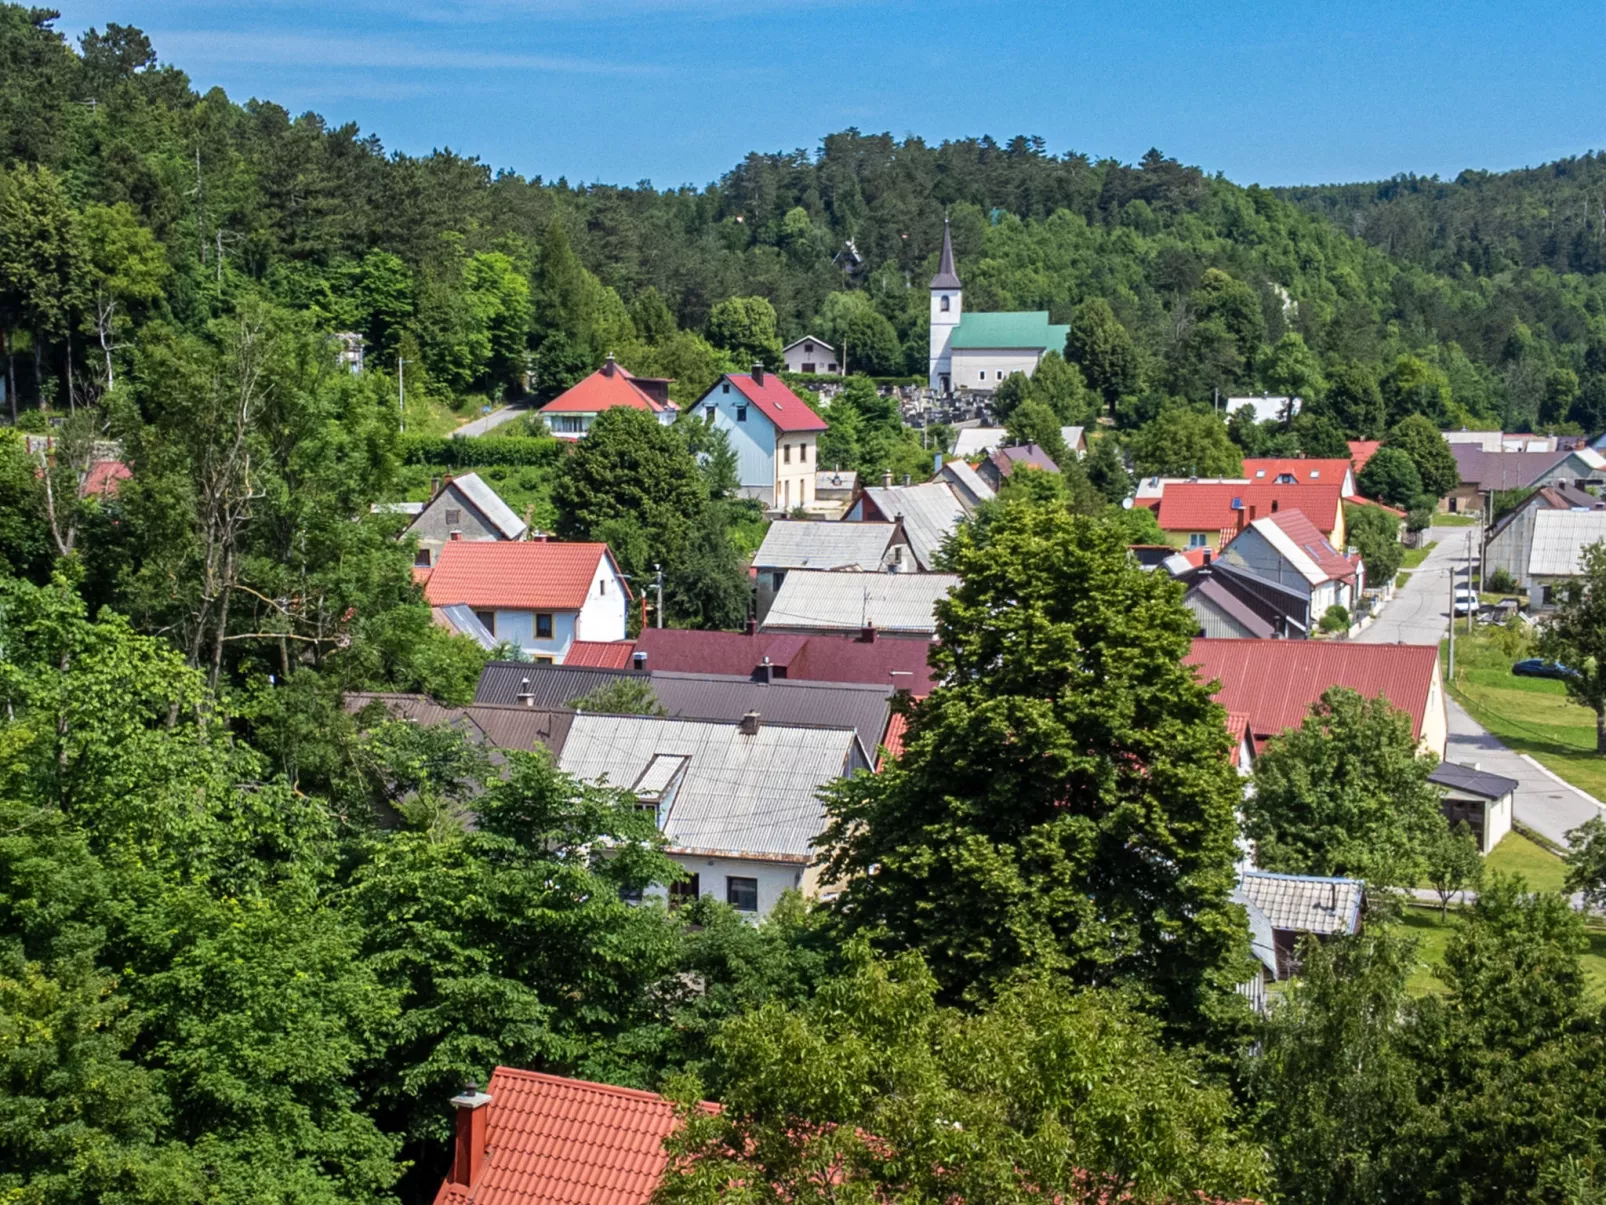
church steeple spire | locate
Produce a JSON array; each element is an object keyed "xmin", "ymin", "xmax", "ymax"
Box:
[{"xmin": 929, "ymin": 216, "xmax": 961, "ymax": 289}]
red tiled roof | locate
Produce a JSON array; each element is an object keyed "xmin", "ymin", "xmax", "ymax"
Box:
[
  {"xmin": 1241, "ymin": 458, "xmax": 1352, "ymax": 489},
  {"xmin": 1150, "ymin": 482, "xmax": 1344, "ymax": 538},
  {"xmin": 1225, "ymin": 710, "xmax": 1251, "ymax": 767},
  {"xmin": 423, "ymin": 542, "xmax": 626, "ymax": 611},
  {"xmin": 879, "ymin": 710, "xmax": 910, "ymax": 768},
  {"xmin": 565, "ymin": 639, "xmax": 637, "ymax": 668},
  {"xmin": 1348, "ymin": 440, "xmax": 1382, "ymax": 474},
  {"xmin": 1257, "ymin": 509, "xmax": 1355, "ymax": 583},
  {"xmin": 725, "ymin": 373, "xmax": 829, "ymax": 433},
  {"xmin": 633, "ymin": 628, "xmax": 937, "ymax": 692},
  {"xmin": 1344, "ymin": 494, "xmax": 1406, "ymax": 518},
  {"xmin": 1190, "ymin": 638, "xmax": 1440, "ymax": 742},
  {"xmin": 433, "ymin": 1067, "xmax": 710, "ymax": 1205},
  {"xmin": 412, "ymin": 564, "xmax": 433, "ymax": 585},
  {"xmin": 540, "ymin": 362, "xmax": 673, "ymax": 415},
  {"xmin": 81, "ymin": 458, "xmax": 131, "ymax": 497}
]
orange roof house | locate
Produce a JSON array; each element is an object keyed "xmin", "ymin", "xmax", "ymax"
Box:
[
  {"xmin": 1140, "ymin": 482, "xmax": 1347, "ymax": 552},
  {"xmin": 538, "ymin": 355, "xmax": 676, "ymax": 439}
]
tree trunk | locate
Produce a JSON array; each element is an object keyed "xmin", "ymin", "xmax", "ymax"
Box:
[
  {"xmin": 98, "ymin": 298, "xmax": 115, "ymax": 390},
  {"xmin": 1597, "ymin": 709, "xmax": 1605, "ymax": 755},
  {"xmin": 32, "ymin": 335, "xmax": 43, "ymax": 410},
  {"xmin": 64, "ymin": 328, "xmax": 73, "ymax": 412},
  {"xmin": 1, "ymin": 327, "xmax": 12, "ymax": 424}
]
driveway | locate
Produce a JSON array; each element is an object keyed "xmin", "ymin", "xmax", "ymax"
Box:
[
  {"xmin": 1353, "ymin": 525, "xmax": 1474, "ymax": 645},
  {"xmin": 450, "ymin": 402, "xmax": 531, "ymax": 438}
]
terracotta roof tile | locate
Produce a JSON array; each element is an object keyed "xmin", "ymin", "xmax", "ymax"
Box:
[
  {"xmin": 423, "ymin": 542, "xmax": 625, "ymax": 611},
  {"xmin": 540, "ymin": 362, "xmax": 674, "ymax": 416},
  {"xmin": 1347, "ymin": 440, "xmax": 1382, "ymax": 474},
  {"xmin": 564, "ymin": 640, "xmax": 638, "ymax": 668},
  {"xmin": 81, "ymin": 458, "xmax": 131, "ymax": 497},
  {"xmin": 725, "ymin": 373, "xmax": 829, "ymax": 433},
  {"xmin": 1152, "ymin": 482, "xmax": 1344, "ymax": 538},
  {"xmin": 1241, "ymin": 458, "xmax": 1352, "ymax": 487}
]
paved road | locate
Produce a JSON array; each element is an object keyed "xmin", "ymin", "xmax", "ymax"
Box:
[
  {"xmin": 450, "ymin": 402, "xmax": 531, "ymax": 438},
  {"xmin": 1353, "ymin": 525, "xmax": 1474, "ymax": 645},
  {"xmin": 1351, "ymin": 524, "xmax": 1603, "ymax": 848}
]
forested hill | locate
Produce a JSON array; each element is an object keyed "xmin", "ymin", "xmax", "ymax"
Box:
[
  {"xmin": 1280, "ymin": 152, "xmax": 1606, "ymax": 277},
  {"xmin": 6, "ymin": 5, "xmax": 1606, "ymax": 435}
]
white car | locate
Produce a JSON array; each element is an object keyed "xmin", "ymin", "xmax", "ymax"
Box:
[{"xmin": 1452, "ymin": 589, "xmax": 1479, "ymax": 616}]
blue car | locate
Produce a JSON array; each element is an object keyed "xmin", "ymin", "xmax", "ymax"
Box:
[{"xmin": 1513, "ymin": 658, "xmax": 1579, "ymax": 681}]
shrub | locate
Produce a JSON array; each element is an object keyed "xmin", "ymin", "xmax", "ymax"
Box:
[
  {"xmin": 400, "ymin": 434, "xmax": 565, "ymax": 468},
  {"xmin": 1320, "ymin": 604, "xmax": 1351, "ymax": 633},
  {"xmin": 1486, "ymin": 567, "xmax": 1517, "ymax": 593}
]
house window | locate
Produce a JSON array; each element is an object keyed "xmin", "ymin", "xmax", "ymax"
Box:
[
  {"xmin": 533, "ymin": 656, "xmax": 554, "ymax": 665},
  {"xmin": 736, "ymin": 406, "xmax": 747, "ymax": 422},
  {"xmin": 827, "ymin": 363, "xmax": 838, "ymax": 372},
  {"xmin": 804, "ymin": 342, "xmax": 813, "ymax": 353},
  {"xmin": 1187, "ymin": 533, "xmax": 1209, "ymax": 549},
  {"xmin": 705, "ymin": 405, "xmax": 715, "ymax": 420},
  {"xmin": 940, "ymin": 295, "xmax": 950, "ymax": 312},
  {"xmin": 414, "ymin": 547, "xmax": 431, "ymax": 567},
  {"xmin": 670, "ymin": 873, "xmax": 700, "ymax": 908},
  {"xmin": 445, "ymin": 509, "xmax": 461, "ymax": 526},
  {"xmin": 802, "ymin": 363, "xmax": 816, "ymax": 374},
  {"xmin": 726, "ymin": 876, "xmax": 759, "ymax": 913},
  {"xmin": 783, "ymin": 444, "xmax": 791, "ymax": 464},
  {"xmin": 800, "ymin": 443, "xmax": 808, "ymax": 463},
  {"xmin": 618, "ymin": 884, "xmax": 643, "ymax": 904},
  {"xmin": 598, "ymin": 579, "xmax": 607, "ymax": 596},
  {"xmin": 536, "ymin": 613, "xmax": 553, "ymax": 639},
  {"xmin": 474, "ymin": 610, "xmax": 496, "ymax": 635},
  {"xmin": 978, "ymin": 371, "xmax": 987, "ymax": 381},
  {"xmin": 722, "ymin": 383, "xmax": 730, "ymax": 394}
]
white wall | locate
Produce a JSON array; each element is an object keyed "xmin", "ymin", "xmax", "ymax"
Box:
[
  {"xmin": 773, "ymin": 434, "xmax": 819, "ymax": 511},
  {"xmin": 646, "ymin": 855, "xmax": 807, "ymax": 919},
  {"xmin": 950, "ymin": 347, "xmax": 1046, "ymax": 390},
  {"xmin": 491, "ymin": 608, "xmax": 577, "ymax": 661},
  {"xmin": 784, "ymin": 340, "xmax": 839, "ymax": 375},
  {"xmin": 929, "ymin": 288, "xmax": 962, "ymax": 392},
  {"xmin": 1420, "ymin": 663, "xmax": 1448, "ymax": 758},
  {"xmin": 576, "ymin": 555, "xmax": 628, "ymax": 641}
]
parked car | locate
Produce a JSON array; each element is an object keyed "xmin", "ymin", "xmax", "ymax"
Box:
[
  {"xmin": 1513, "ymin": 658, "xmax": 1579, "ymax": 681},
  {"xmin": 1452, "ymin": 589, "xmax": 1479, "ymax": 616}
]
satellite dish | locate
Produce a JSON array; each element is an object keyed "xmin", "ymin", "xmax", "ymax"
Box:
[{"xmin": 1121, "ymin": 497, "xmax": 1134, "ymax": 510}]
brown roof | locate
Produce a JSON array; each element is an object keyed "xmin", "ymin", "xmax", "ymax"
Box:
[{"xmin": 344, "ymin": 692, "xmax": 572, "ymax": 753}]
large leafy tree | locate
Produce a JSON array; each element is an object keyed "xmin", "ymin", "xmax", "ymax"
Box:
[
  {"xmin": 1357, "ymin": 444, "xmax": 1425, "ymax": 509},
  {"xmin": 1127, "ymin": 406, "xmax": 1243, "ymax": 477},
  {"xmin": 1245, "ymin": 687, "xmax": 1447, "ymax": 886},
  {"xmin": 1537, "ymin": 540, "xmax": 1606, "ymax": 752},
  {"xmin": 658, "ymin": 947, "xmax": 1266, "ymax": 1205},
  {"xmin": 1344, "ymin": 502, "xmax": 1405, "ymax": 586},
  {"xmin": 1064, "ymin": 296, "xmax": 1139, "ymax": 409},
  {"xmin": 1384, "ymin": 413, "xmax": 1460, "ymax": 500},
  {"xmin": 706, "ymin": 295, "xmax": 783, "ymax": 369},
  {"xmin": 821, "ymin": 501, "xmax": 1250, "ymax": 1036}
]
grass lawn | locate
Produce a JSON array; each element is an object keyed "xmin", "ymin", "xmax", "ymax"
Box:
[
  {"xmin": 1401, "ymin": 540, "xmax": 1438, "ymax": 569},
  {"xmin": 1395, "ymin": 571, "xmax": 1412, "ymax": 589},
  {"xmin": 1486, "ymin": 830, "xmax": 1568, "ymax": 893},
  {"xmin": 1443, "ymin": 628, "xmax": 1606, "ymax": 802},
  {"xmin": 1400, "ymin": 903, "xmax": 1606, "ymax": 997},
  {"xmin": 1433, "ymin": 513, "xmax": 1479, "ymax": 527}
]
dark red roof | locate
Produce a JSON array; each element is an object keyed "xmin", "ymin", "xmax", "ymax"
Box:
[
  {"xmin": 564, "ymin": 640, "xmax": 637, "ymax": 668},
  {"xmin": 1257, "ymin": 509, "xmax": 1356, "ymax": 583},
  {"xmin": 81, "ymin": 459, "xmax": 131, "ymax": 497},
  {"xmin": 423, "ymin": 542, "xmax": 627, "ymax": 610},
  {"xmin": 1190, "ymin": 638, "xmax": 1440, "ymax": 742},
  {"xmin": 724, "ymin": 373, "xmax": 829, "ymax": 433},
  {"xmin": 433, "ymin": 1067, "xmax": 709, "ymax": 1205},
  {"xmin": 633, "ymin": 628, "xmax": 937, "ymax": 692},
  {"xmin": 1150, "ymin": 482, "xmax": 1345, "ymax": 538},
  {"xmin": 540, "ymin": 361, "xmax": 673, "ymax": 416}
]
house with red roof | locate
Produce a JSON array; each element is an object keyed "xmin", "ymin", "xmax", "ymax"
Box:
[
  {"xmin": 631, "ymin": 623, "xmax": 939, "ymax": 693},
  {"xmin": 1240, "ymin": 457, "xmax": 1357, "ymax": 495},
  {"xmin": 1139, "ymin": 481, "xmax": 1347, "ymax": 553},
  {"xmin": 695, "ymin": 365, "xmax": 828, "ymax": 512},
  {"xmin": 435, "ymin": 1067, "xmax": 710, "ymax": 1205},
  {"xmin": 422, "ymin": 541, "xmax": 628, "ymax": 663},
  {"xmin": 1348, "ymin": 440, "xmax": 1382, "ymax": 476},
  {"xmin": 1189, "ymin": 637, "xmax": 1446, "ymax": 757},
  {"xmin": 537, "ymin": 355, "xmax": 676, "ymax": 440},
  {"xmin": 1217, "ymin": 509, "xmax": 1363, "ymax": 625}
]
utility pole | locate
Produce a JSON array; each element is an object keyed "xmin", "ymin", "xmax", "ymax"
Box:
[
  {"xmin": 397, "ymin": 356, "xmax": 408, "ymax": 433},
  {"xmin": 1447, "ymin": 563, "xmax": 1456, "ymax": 681},
  {"xmin": 653, "ymin": 563, "xmax": 664, "ymax": 629}
]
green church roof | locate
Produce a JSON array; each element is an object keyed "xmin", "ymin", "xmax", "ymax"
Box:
[{"xmin": 948, "ymin": 310, "xmax": 1069, "ymax": 352}]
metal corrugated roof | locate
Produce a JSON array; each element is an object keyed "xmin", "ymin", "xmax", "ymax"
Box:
[
  {"xmin": 1429, "ymin": 761, "xmax": 1519, "ymax": 800},
  {"xmin": 557, "ymin": 714, "xmax": 859, "ymax": 860},
  {"xmin": 948, "ymin": 311, "xmax": 1069, "ymax": 351},
  {"xmin": 475, "ymin": 662, "xmax": 647, "ymax": 708},
  {"xmin": 762, "ymin": 570, "xmax": 960, "ymax": 635},
  {"xmin": 753, "ymin": 521, "xmax": 899, "ymax": 570},
  {"xmin": 938, "ymin": 459, "xmax": 996, "ymax": 509},
  {"xmin": 1230, "ymin": 886, "xmax": 1279, "ymax": 976},
  {"xmin": 1528, "ymin": 509, "xmax": 1606, "ymax": 577},
  {"xmin": 951, "ymin": 428, "xmax": 1008, "ymax": 457},
  {"xmin": 344, "ymin": 692, "xmax": 573, "ymax": 752},
  {"xmin": 450, "ymin": 473, "xmax": 527, "ymax": 540},
  {"xmin": 858, "ymin": 484, "xmax": 967, "ymax": 568},
  {"xmin": 1240, "ymin": 870, "xmax": 1364, "ymax": 936},
  {"xmin": 433, "ymin": 603, "xmax": 498, "ymax": 649}
]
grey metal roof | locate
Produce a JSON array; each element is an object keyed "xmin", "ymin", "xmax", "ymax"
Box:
[
  {"xmin": 557, "ymin": 714, "xmax": 861, "ymax": 861},
  {"xmin": 930, "ymin": 217, "xmax": 962, "ymax": 290},
  {"xmin": 1450, "ymin": 445, "xmax": 1571, "ymax": 492},
  {"xmin": 451, "ymin": 472, "xmax": 527, "ymax": 540},
  {"xmin": 951, "ymin": 428, "xmax": 1007, "ymax": 457},
  {"xmin": 938, "ymin": 459, "xmax": 996, "ymax": 509},
  {"xmin": 859, "ymin": 484, "xmax": 968, "ymax": 568},
  {"xmin": 1231, "ymin": 886, "xmax": 1279, "ymax": 977},
  {"xmin": 762, "ymin": 570, "xmax": 960, "ymax": 635},
  {"xmin": 434, "ymin": 604, "xmax": 498, "ymax": 649},
  {"xmin": 474, "ymin": 664, "xmax": 896, "ymax": 753},
  {"xmin": 1529, "ymin": 509, "xmax": 1606, "ymax": 577},
  {"xmin": 1239, "ymin": 870, "xmax": 1364, "ymax": 936},
  {"xmin": 344, "ymin": 692, "xmax": 573, "ymax": 752},
  {"xmin": 1429, "ymin": 760, "xmax": 1520, "ymax": 800},
  {"xmin": 753, "ymin": 521, "xmax": 899, "ymax": 571},
  {"xmin": 372, "ymin": 501, "xmax": 426, "ymax": 515},
  {"xmin": 1187, "ymin": 575, "xmax": 1277, "ymax": 639}
]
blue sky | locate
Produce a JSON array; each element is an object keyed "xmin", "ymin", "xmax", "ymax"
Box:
[{"xmin": 47, "ymin": 0, "xmax": 1606, "ymax": 191}]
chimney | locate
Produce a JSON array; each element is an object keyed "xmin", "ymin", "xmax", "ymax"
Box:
[
  {"xmin": 430, "ymin": 474, "xmax": 442, "ymax": 495},
  {"xmin": 442, "ymin": 473, "xmax": 455, "ymax": 488},
  {"xmin": 752, "ymin": 363, "xmax": 766, "ymax": 386},
  {"xmin": 759, "ymin": 654, "xmax": 773, "ymax": 683},
  {"xmin": 449, "ymin": 1082, "xmax": 493, "ymax": 1188},
  {"xmin": 902, "ymin": 473, "xmax": 911, "ymax": 486},
  {"xmin": 739, "ymin": 710, "xmax": 761, "ymax": 735},
  {"xmin": 882, "ymin": 468, "xmax": 893, "ymax": 488},
  {"xmin": 450, "ymin": 530, "xmax": 462, "ymax": 540},
  {"xmin": 745, "ymin": 615, "xmax": 758, "ymax": 636},
  {"xmin": 631, "ymin": 650, "xmax": 647, "ymax": 670},
  {"xmin": 1236, "ymin": 507, "xmax": 1246, "ymax": 534},
  {"xmin": 602, "ymin": 353, "xmax": 616, "ymax": 378},
  {"xmin": 859, "ymin": 620, "xmax": 878, "ymax": 644},
  {"xmin": 516, "ymin": 677, "xmax": 534, "ymax": 707},
  {"xmin": 1249, "ymin": 504, "xmax": 1258, "ymax": 522},
  {"xmin": 1202, "ymin": 549, "xmax": 1212, "ymax": 565}
]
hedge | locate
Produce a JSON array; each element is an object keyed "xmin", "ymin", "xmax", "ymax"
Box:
[{"xmin": 399, "ymin": 434, "xmax": 566, "ymax": 468}]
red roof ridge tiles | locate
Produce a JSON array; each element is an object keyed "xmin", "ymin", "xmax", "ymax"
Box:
[
  {"xmin": 725, "ymin": 372, "xmax": 829, "ymax": 433},
  {"xmin": 540, "ymin": 360, "xmax": 674, "ymax": 416},
  {"xmin": 422, "ymin": 541, "xmax": 627, "ymax": 611}
]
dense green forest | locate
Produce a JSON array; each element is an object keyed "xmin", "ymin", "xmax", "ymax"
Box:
[{"xmin": 7, "ymin": 7, "xmax": 1606, "ymax": 1205}]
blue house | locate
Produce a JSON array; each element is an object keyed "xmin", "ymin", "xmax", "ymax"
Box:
[{"xmin": 695, "ymin": 367, "xmax": 829, "ymax": 512}]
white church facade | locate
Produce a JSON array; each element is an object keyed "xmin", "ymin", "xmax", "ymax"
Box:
[{"xmin": 927, "ymin": 219, "xmax": 1070, "ymax": 395}]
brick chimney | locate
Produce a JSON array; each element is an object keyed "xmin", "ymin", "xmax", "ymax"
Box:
[
  {"xmin": 752, "ymin": 363, "xmax": 766, "ymax": 386},
  {"xmin": 859, "ymin": 620, "xmax": 878, "ymax": 644},
  {"xmin": 602, "ymin": 354, "xmax": 616, "ymax": 378},
  {"xmin": 739, "ymin": 710, "xmax": 761, "ymax": 735},
  {"xmin": 745, "ymin": 615, "xmax": 758, "ymax": 636},
  {"xmin": 448, "ymin": 1082, "xmax": 493, "ymax": 1188}
]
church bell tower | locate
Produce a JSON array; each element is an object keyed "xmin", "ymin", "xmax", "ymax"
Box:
[{"xmin": 928, "ymin": 217, "xmax": 962, "ymax": 395}]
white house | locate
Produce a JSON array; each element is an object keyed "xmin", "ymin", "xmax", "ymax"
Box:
[
  {"xmin": 927, "ymin": 218, "xmax": 1069, "ymax": 395},
  {"xmin": 536, "ymin": 355, "xmax": 677, "ymax": 440},
  {"xmin": 782, "ymin": 336, "xmax": 840, "ymax": 376},
  {"xmin": 1217, "ymin": 509, "xmax": 1362, "ymax": 622},
  {"xmin": 1526, "ymin": 508, "xmax": 1606, "ymax": 607},
  {"xmin": 557, "ymin": 711, "xmax": 869, "ymax": 918},
  {"xmin": 1226, "ymin": 395, "xmax": 1303, "ymax": 425},
  {"xmin": 421, "ymin": 540, "xmax": 628, "ymax": 663},
  {"xmin": 695, "ymin": 367, "xmax": 829, "ymax": 511}
]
